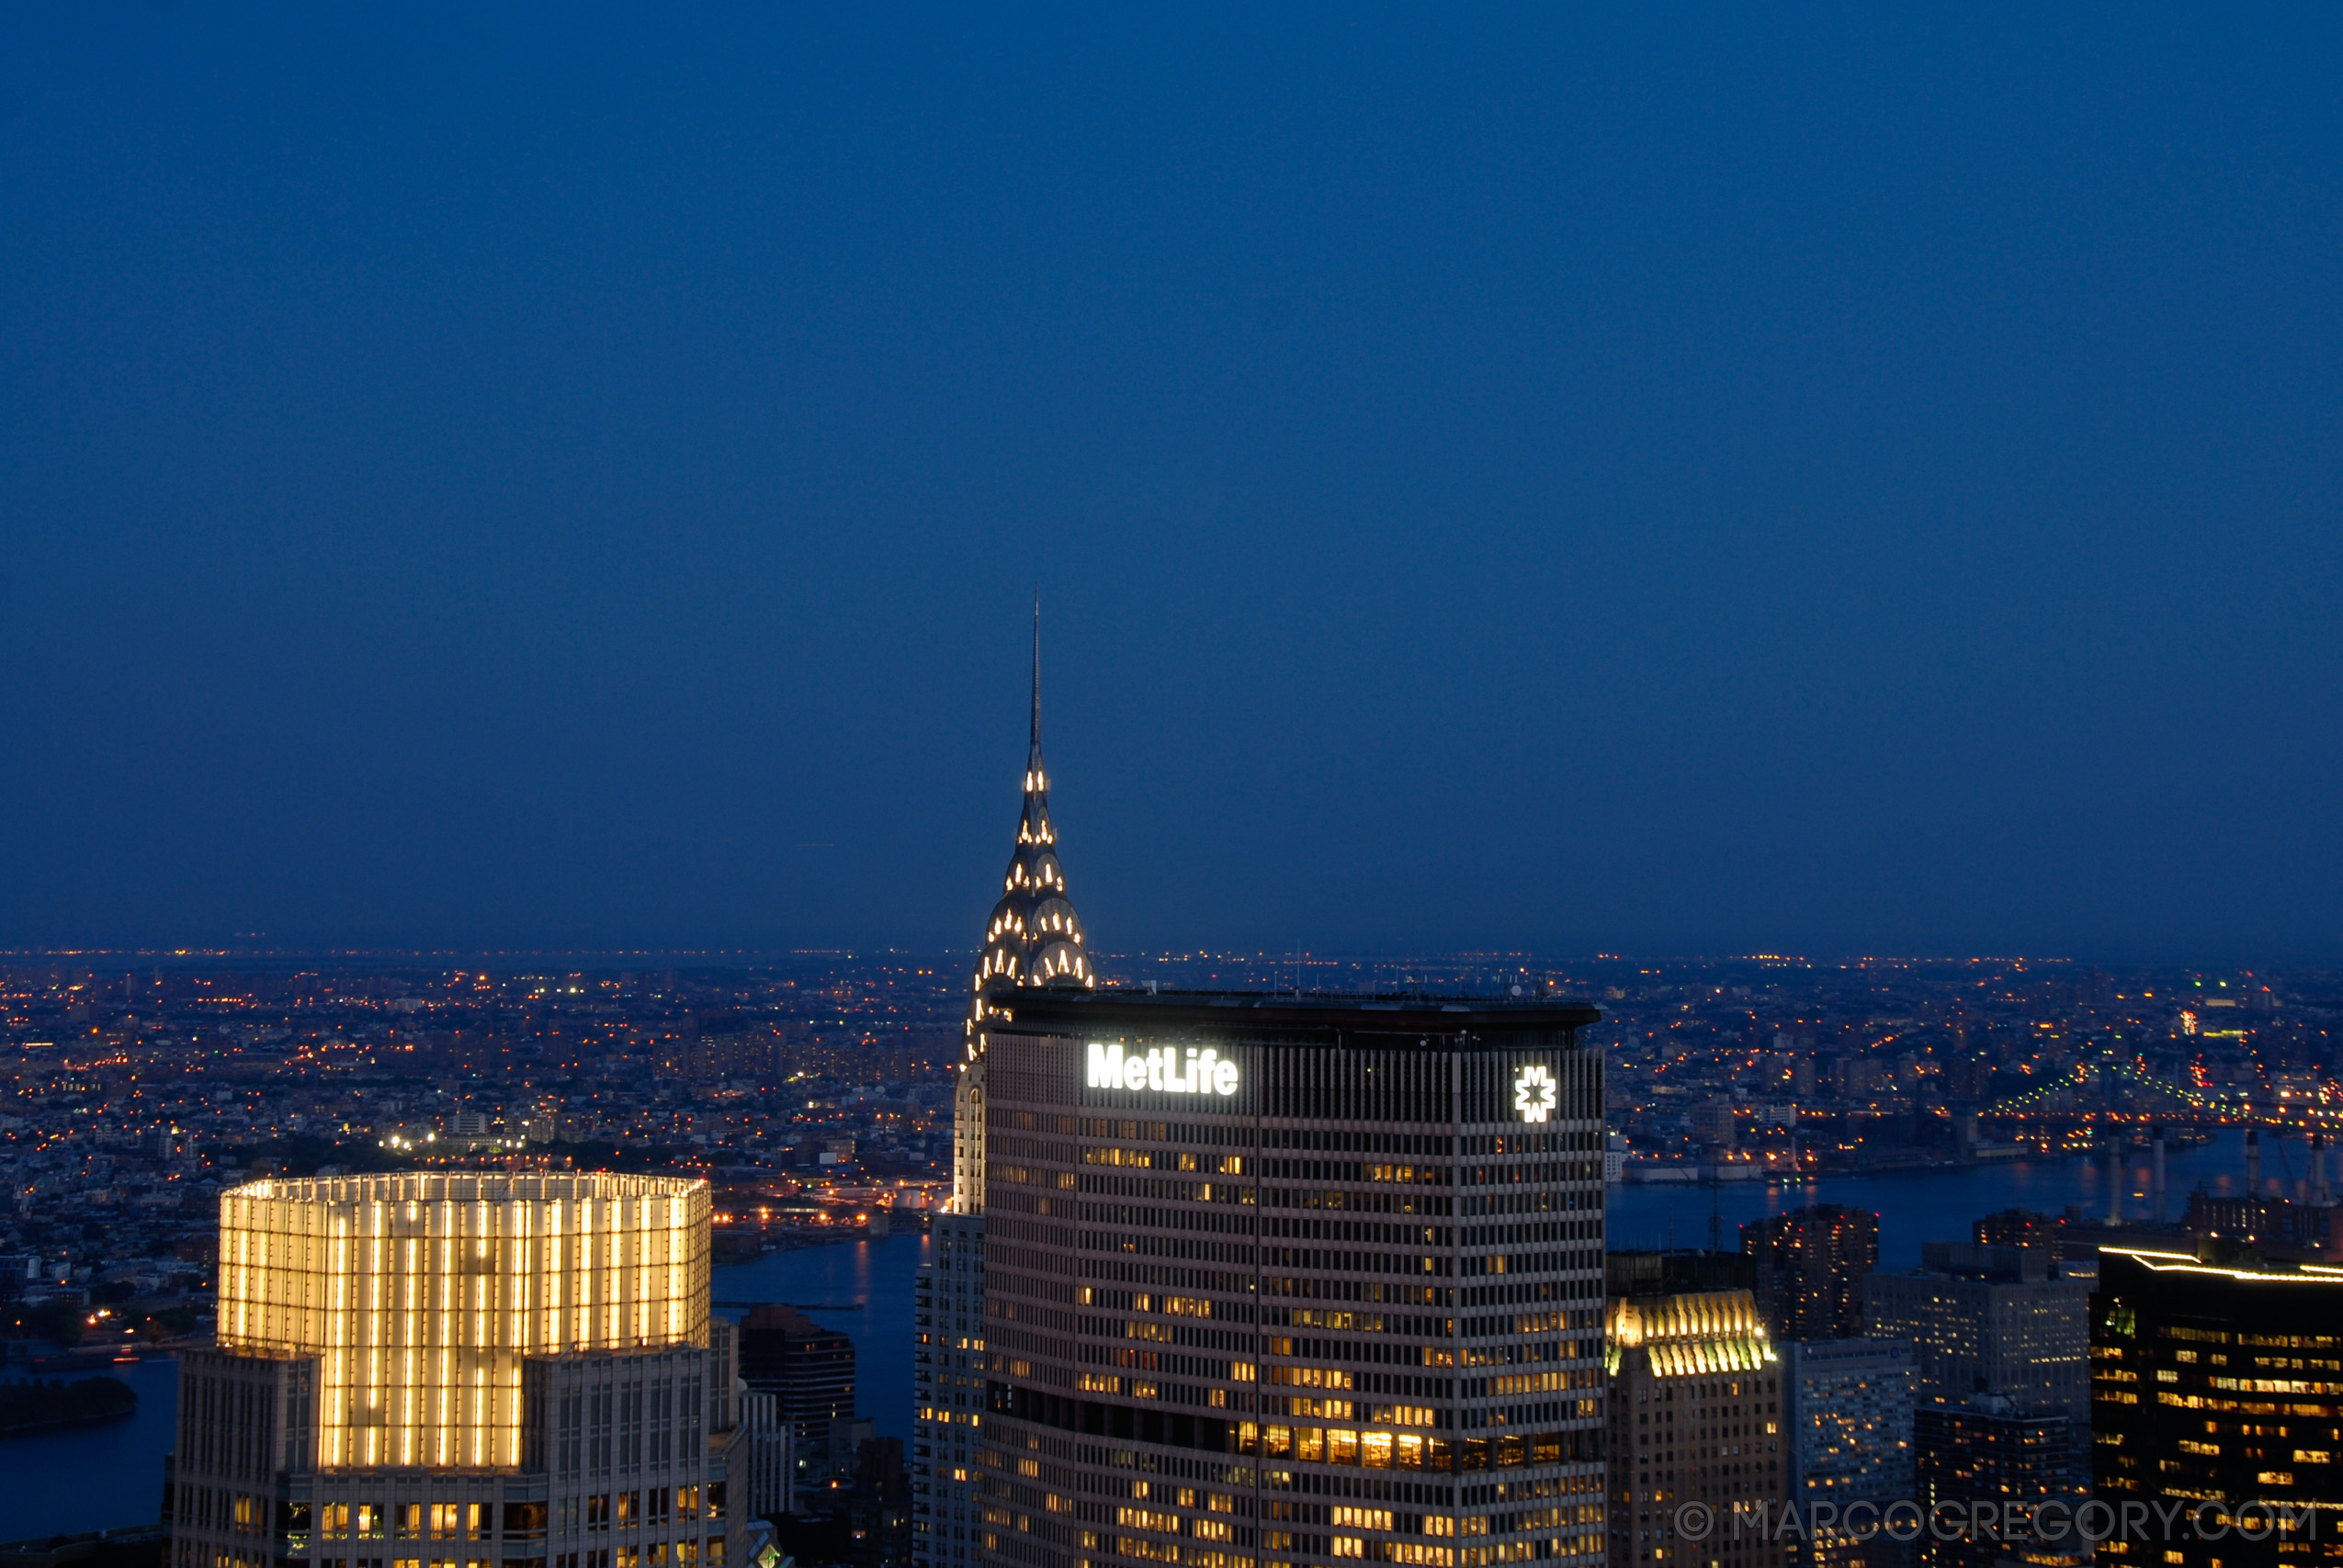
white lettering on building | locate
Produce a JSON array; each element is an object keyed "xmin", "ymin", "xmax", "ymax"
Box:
[{"xmin": 1087, "ymin": 1043, "xmax": 1239, "ymax": 1097}]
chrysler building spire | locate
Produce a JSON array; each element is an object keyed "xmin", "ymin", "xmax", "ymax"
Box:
[
  {"xmin": 952, "ymin": 601, "xmax": 1094, "ymax": 1213},
  {"xmin": 977, "ymin": 599, "xmax": 1092, "ymax": 992}
]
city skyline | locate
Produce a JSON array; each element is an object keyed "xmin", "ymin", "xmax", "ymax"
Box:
[
  {"xmin": 7, "ymin": 17, "xmax": 2343, "ymax": 1564},
  {"xmin": 5, "ymin": 909, "xmax": 2340, "ymax": 1555}
]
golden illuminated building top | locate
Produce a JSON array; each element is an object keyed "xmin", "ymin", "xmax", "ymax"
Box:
[
  {"xmin": 1605, "ymin": 1283, "xmax": 1785, "ymax": 1568},
  {"xmin": 216, "ymin": 1171, "xmax": 710, "ymax": 1472},
  {"xmin": 1605, "ymin": 1287, "xmax": 1777, "ymax": 1378}
]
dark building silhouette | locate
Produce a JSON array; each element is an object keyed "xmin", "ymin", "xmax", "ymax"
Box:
[
  {"xmin": 2092, "ymin": 1247, "xmax": 2341, "ymax": 1568},
  {"xmin": 774, "ymin": 1438, "xmax": 911, "ymax": 1568},
  {"xmin": 1975, "ymin": 1204, "xmax": 2190, "ymax": 1265},
  {"xmin": 843, "ymin": 1439, "xmax": 912, "ymax": 1568},
  {"xmin": 1914, "ymin": 1398, "xmax": 2081, "ymax": 1568},
  {"xmin": 1972, "ymin": 1207, "xmax": 2060, "ymax": 1251},
  {"xmin": 2180, "ymin": 1190, "xmax": 2343, "ymax": 1262},
  {"xmin": 1604, "ymin": 1246, "xmax": 1756, "ymax": 1298},
  {"xmin": 1741, "ymin": 1203, "xmax": 1879, "ymax": 1341},
  {"xmin": 741, "ymin": 1304, "xmax": 857, "ymax": 1446}
]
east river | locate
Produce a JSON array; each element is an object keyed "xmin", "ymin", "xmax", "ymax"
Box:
[{"xmin": 0, "ymin": 1130, "xmax": 2273, "ymax": 1542}]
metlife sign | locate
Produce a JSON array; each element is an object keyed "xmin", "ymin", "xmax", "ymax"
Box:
[{"xmin": 1086, "ymin": 1041, "xmax": 1240, "ymax": 1097}]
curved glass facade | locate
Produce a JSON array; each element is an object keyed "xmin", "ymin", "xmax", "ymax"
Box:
[{"xmin": 217, "ymin": 1172, "xmax": 710, "ymax": 1471}]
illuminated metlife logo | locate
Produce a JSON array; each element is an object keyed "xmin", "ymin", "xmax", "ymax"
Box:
[
  {"xmin": 1514, "ymin": 1064, "xmax": 1558, "ymax": 1122},
  {"xmin": 1087, "ymin": 1042, "xmax": 1239, "ymax": 1097}
]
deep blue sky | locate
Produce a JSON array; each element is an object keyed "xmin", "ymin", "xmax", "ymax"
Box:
[{"xmin": 5, "ymin": 6, "xmax": 2341, "ymax": 959}]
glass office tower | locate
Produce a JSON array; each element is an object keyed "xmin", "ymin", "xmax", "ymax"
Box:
[
  {"xmin": 972, "ymin": 992, "xmax": 1607, "ymax": 1568},
  {"xmin": 2091, "ymin": 1247, "xmax": 2343, "ymax": 1568}
]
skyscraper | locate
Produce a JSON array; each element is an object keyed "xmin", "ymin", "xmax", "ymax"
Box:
[
  {"xmin": 1911, "ymin": 1399, "xmax": 2079, "ymax": 1568},
  {"xmin": 167, "ymin": 1173, "xmax": 742, "ymax": 1568},
  {"xmin": 2091, "ymin": 1247, "xmax": 2343, "ymax": 1568},
  {"xmin": 1739, "ymin": 1207, "xmax": 1878, "ymax": 1344},
  {"xmin": 1603, "ymin": 1282, "xmax": 1785, "ymax": 1568},
  {"xmin": 1780, "ymin": 1338, "xmax": 1913, "ymax": 1568},
  {"xmin": 739, "ymin": 1304, "xmax": 855, "ymax": 1485},
  {"xmin": 978, "ymin": 992, "xmax": 1609, "ymax": 1568},
  {"xmin": 952, "ymin": 604, "xmax": 1095, "ymax": 1216},
  {"xmin": 1968, "ymin": 1211, "xmax": 2061, "ymax": 1257},
  {"xmin": 915, "ymin": 610, "xmax": 1094, "ymax": 1568},
  {"xmin": 913, "ymin": 1214, "xmax": 986, "ymax": 1568},
  {"xmin": 1860, "ymin": 1242, "xmax": 2088, "ymax": 1427},
  {"xmin": 1605, "ymin": 1250, "xmax": 1757, "ymax": 1301}
]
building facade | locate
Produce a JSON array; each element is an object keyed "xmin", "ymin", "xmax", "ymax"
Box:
[
  {"xmin": 736, "ymin": 1391, "xmax": 794, "ymax": 1524},
  {"xmin": 2090, "ymin": 1247, "xmax": 2343, "ymax": 1568},
  {"xmin": 1739, "ymin": 1210, "xmax": 1878, "ymax": 1345},
  {"xmin": 1911, "ymin": 1399, "xmax": 2079, "ymax": 1568},
  {"xmin": 740, "ymin": 1305, "xmax": 856, "ymax": 1464},
  {"xmin": 2179, "ymin": 1191, "xmax": 2343, "ymax": 1264},
  {"xmin": 973, "ymin": 993, "xmax": 1608, "ymax": 1568},
  {"xmin": 166, "ymin": 1172, "xmax": 744, "ymax": 1568},
  {"xmin": 1604, "ymin": 1286, "xmax": 1785, "ymax": 1568},
  {"xmin": 1780, "ymin": 1339, "xmax": 1912, "ymax": 1568},
  {"xmin": 1860, "ymin": 1243, "xmax": 2088, "ymax": 1427},
  {"xmin": 915, "ymin": 1212, "xmax": 989, "ymax": 1568}
]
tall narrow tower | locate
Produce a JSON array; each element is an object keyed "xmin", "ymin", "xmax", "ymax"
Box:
[
  {"xmin": 917, "ymin": 608, "xmax": 1096, "ymax": 1568},
  {"xmin": 949, "ymin": 604, "xmax": 1094, "ymax": 1215}
]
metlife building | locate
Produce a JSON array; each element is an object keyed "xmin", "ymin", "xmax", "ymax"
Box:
[{"xmin": 973, "ymin": 992, "xmax": 1608, "ymax": 1568}]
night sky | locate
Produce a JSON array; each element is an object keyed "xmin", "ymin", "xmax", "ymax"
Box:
[{"xmin": 5, "ymin": 7, "xmax": 2341, "ymax": 958}]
